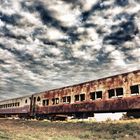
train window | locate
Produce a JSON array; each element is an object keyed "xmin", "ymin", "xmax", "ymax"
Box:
[
  {"xmin": 108, "ymin": 88, "xmax": 123, "ymax": 98},
  {"xmin": 52, "ymin": 98, "xmax": 59, "ymax": 105},
  {"xmin": 75, "ymin": 95, "xmax": 79, "ymax": 102},
  {"xmin": 90, "ymin": 91, "xmax": 102, "ymax": 100},
  {"xmin": 25, "ymin": 99, "xmax": 28, "ymax": 103},
  {"xmin": 52, "ymin": 98, "xmax": 55, "ymax": 105},
  {"xmin": 43, "ymin": 99, "xmax": 49, "ymax": 106},
  {"xmin": 62, "ymin": 97, "xmax": 66, "ymax": 103},
  {"xmin": 56, "ymin": 98, "xmax": 59, "ymax": 104},
  {"xmin": 80, "ymin": 94, "xmax": 85, "ymax": 101},
  {"xmin": 116, "ymin": 88, "xmax": 123, "ymax": 96},
  {"xmin": 108, "ymin": 89, "xmax": 115, "ymax": 98},
  {"xmin": 90, "ymin": 92, "xmax": 96, "ymax": 100},
  {"xmin": 46, "ymin": 99, "xmax": 49, "ymax": 105},
  {"xmin": 75, "ymin": 94, "xmax": 85, "ymax": 102},
  {"xmin": 67, "ymin": 96, "xmax": 71, "ymax": 103},
  {"xmin": 43, "ymin": 100, "xmax": 45, "ymax": 106},
  {"xmin": 96, "ymin": 91, "xmax": 102, "ymax": 99},
  {"xmin": 37, "ymin": 96, "xmax": 41, "ymax": 102},
  {"xmin": 130, "ymin": 85, "xmax": 139, "ymax": 95},
  {"xmin": 62, "ymin": 96, "xmax": 71, "ymax": 104},
  {"xmin": 17, "ymin": 102, "xmax": 20, "ymax": 106}
]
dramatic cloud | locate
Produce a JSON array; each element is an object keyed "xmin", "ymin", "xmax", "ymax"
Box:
[{"xmin": 0, "ymin": 0, "xmax": 140, "ymax": 100}]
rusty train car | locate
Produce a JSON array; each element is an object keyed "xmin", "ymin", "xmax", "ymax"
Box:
[{"xmin": 0, "ymin": 70, "xmax": 140, "ymax": 119}]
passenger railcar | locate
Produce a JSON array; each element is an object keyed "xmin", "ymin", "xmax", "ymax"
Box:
[
  {"xmin": 0, "ymin": 95, "xmax": 31, "ymax": 118},
  {"xmin": 0, "ymin": 70, "xmax": 140, "ymax": 119}
]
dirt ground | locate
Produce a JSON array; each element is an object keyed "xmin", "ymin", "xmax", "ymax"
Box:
[{"xmin": 0, "ymin": 118, "xmax": 140, "ymax": 140}]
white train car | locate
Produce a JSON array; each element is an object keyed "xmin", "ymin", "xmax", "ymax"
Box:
[{"xmin": 0, "ymin": 95, "xmax": 31, "ymax": 118}]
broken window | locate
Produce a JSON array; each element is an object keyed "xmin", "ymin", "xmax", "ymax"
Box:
[
  {"xmin": 75, "ymin": 95, "xmax": 79, "ymax": 102},
  {"xmin": 37, "ymin": 96, "xmax": 41, "ymax": 102},
  {"xmin": 80, "ymin": 94, "xmax": 85, "ymax": 101},
  {"xmin": 25, "ymin": 99, "xmax": 28, "ymax": 103},
  {"xmin": 52, "ymin": 98, "xmax": 55, "ymax": 105},
  {"xmin": 67, "ymin": 96, "xmax": 71, "ymax": 103},
  {"xmin": 15, "ymin": 102, "xmax": 18, "ymax": 106},
  {"xmin": 108, "ymin": 88, "xmax": 124, "ymax": 98},
  {"xmin": 52, "ymin": 98, "xmax": 59, "ymax": 105},
  {"xmin": 108, "ymin": 89, "xmax": 115, "ymax": 98},
  {"xmin": 43, "ymin": 99, "xmax": 49, "ymax": 106},
  {"xmin": 62, "ymin": 97, "xmax": 66, "ymax": 103},
  {"xmin": 130, "ymin": 85, "xmax": 139, "ymax": 95},
  {"xmin": 90, "ymin": 92, "xmax": 96, "ymax": 100},
  {"xmin": 56, "ymin": 98, "xmax": 59, "ymax": 104},
  {"xmin": 75, "ymin": 94, "xmax": 85, "ymax": 102},
  {"xmin": 96, "ymin": 91, "xmax": 102, "ymax": 99},
  {"xmin": 17, "ymin": 102, "xmax": 20, "ymax": 106},
  {"xmin": 43, "ymin": 100, "xmax": 45, "ymax": 106},
  {"xmin": 90, "ymin": 91, "xmax": 102, "ymax": 100},
  {"xmin": 62, "ymin": 96, "xmax": 71, "ymax": 104},
  {"xmin": 116, "ymin": 88, "xmax": 123, "ymax": 96}
]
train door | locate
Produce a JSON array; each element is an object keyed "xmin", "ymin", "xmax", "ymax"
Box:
[{"xmin": 30, "ymin": 95, "xmax": 36, "ymax": 117}]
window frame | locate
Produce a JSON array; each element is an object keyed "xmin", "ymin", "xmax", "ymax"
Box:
[
  {"xmin": 90, "ymin": 91, "xmax": 102, "ymax": 100},
  {"xmin": 62, "ymin": 96, "xmax": 71, "ymax": 104},
  {"xmin": 108, "ymin": 87, "xmax": 124, "ymax": 98},
  {"xmin": 74, "ymin": 93, "xmax": 86, "ymax": 102},
  {"xmin": 130, "ymin": 85, "xmax": 140, "ymax": 95},
  {"xmin": 42, "ymin": 99, "xmax": 49, "ymax": 106}
]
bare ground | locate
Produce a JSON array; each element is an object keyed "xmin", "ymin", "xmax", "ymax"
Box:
[{"xmin": 0, "ymin": 118, "xmax": 140, "ymax": 140}]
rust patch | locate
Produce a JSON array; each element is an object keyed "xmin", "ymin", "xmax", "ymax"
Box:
[{"xmin": 37, "ymin": 96, "xmax": 140, "ymax": 115}]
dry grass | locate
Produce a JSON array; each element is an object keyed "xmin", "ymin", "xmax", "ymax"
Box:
[{"xmin": 0, "ymin": 118, "xmax": 140, "ymax": 140}]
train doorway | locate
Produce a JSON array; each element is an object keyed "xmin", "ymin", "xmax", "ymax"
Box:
[{"xmin": 30, "ymin": 96, "xmax": 36, "ymax": 117}]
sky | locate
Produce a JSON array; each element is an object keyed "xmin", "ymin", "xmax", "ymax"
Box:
[{"xmin": 0, "ymin": 0, "xmax": 140, "ymax": 100}]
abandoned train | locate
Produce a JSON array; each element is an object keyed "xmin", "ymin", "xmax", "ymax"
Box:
[{"xmin": 0, "ymin": 70, "xmax": 140, "ymax": 119}]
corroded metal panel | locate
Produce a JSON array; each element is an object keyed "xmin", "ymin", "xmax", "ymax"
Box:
[
  {"xmin": 37, "ymin": 96, "xmax": 140, "ymax": 114},
  {"xmin": 35, "ymin": 70, "xmax": 140, "ymax": 114}
]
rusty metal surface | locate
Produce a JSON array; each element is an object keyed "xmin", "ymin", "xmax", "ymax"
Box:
[
  {"xmin": 34, "ymin": 70, "xmax": 140, "ymax": 115},
  {"xmin": 37, "ymin": 96, "xmax": 140, "ymax": 114}
]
